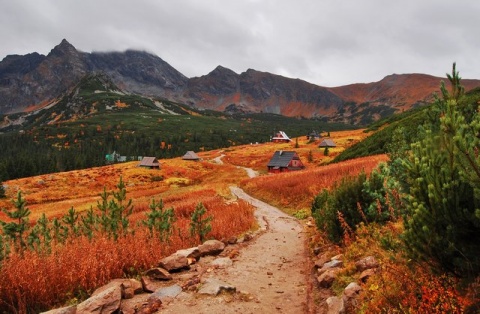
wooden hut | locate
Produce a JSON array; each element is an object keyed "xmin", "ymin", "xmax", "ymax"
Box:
[
  {"xmin": 267, "ymin": 150, "xmax": 305, "ymax": 173},
  {"xmin": 182, "ymin": 151, "xmax": 201, "ymax": 161},
  {"xmin": 318, "ymin": 138, "xmax": 336, "ymax": 148},
  {"xmin": 271, "ymin": 131, "xmax": 291, "ymax": 143},
  {"xmin": 138, "ymin": 157, "xmax": 160, "ymax": 169}
]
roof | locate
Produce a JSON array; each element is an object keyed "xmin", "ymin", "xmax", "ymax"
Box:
[
  {"xmin": 182, "ymin": 151, "xmax": 200, "ymax": 160},
  {"xmin": 139, "ymin": 156, "xmax": 160, "ymax": 167},
  {"xmin": 318, "ymin": 139, "xmax": 336, "ymax": 147},
  {"xmin": 267, "ymin": 151, "xmax": 298, "ymax": 168},
  {"xmin": 272, "ymin": 131, "xmax": 291, "ymax": 141}
]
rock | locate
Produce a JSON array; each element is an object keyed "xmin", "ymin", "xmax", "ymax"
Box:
[
  {"xmin": 211, "ymin": 257, "xmax": 233, "ymax": 268},
  {"xmin": 317, "ymin": 269, "xmax": 337, "ymax": 288},
  {"xmin": 198, "ymin": 239, "xmax": 226, "ymax": 257},
  {"xmin": 135, "ymin": 298, "xmax": 162, "ymax": 314},
  {"xmin": 141, "ymin": 276, "xmax": 158, "ymax": 293},
  {"xmin": 198, "ymin": 278, "xmax": 236, "ymax": 296},
  {"xmin": 355, "ymin": 256, "xmax": 379, "ymax": 272},
  {"xmin": 92, "ymin": 278, "xmax": 143, "ymax": 299},
  {"xmin": 77, "ymin": 285, "xmax": 122, "ymax": 314},
  {"xmin": 326, "ymin": 296, "xmax": 345, "ymax": 314},
  {"xmin": 181, "ymin": 275, "xmax": 201, "ymax": 291},
  {"xmin": 314, "ymin": 253, "xmax": 331, "ymax": 268},
  {"xmin": 145, "ymin": 267, "xmax": 173, "ymax": 281},
  {"xmin": 119, "ymin": 293, "xmax": 150, "ymax": 314},
  {"xmin": 331, "ymin": 254, "xmax": 343, "ymax": 261},
  {"xmin": 343, "ymin": 282, "xmax": 362, "ymax": 312},
  {"xmin": 359, "ymin": 268, "xmax": 376, "ymax": 283},
  {"xmin": 159, "ymin": 253, "xmax": 190, "ymax": 272},
  {"xmin": 40, "ymin": 305, "xmax": 76, "ymax": 314},
  {"xmin": 175, "ymin": 247, "xmax": 201, "ymax": 260},
  {"xmin": 148, "ymin": 284, "xmax": 182, "ymax": 304},
  {"xmin": 318, "ymin": 259, "xmax": 343, "ymax": 275}
]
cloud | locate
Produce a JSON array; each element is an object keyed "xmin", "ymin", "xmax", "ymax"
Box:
[{"xmin": 1, "ymin": 0, "xmax": 479, "ymax": 86}]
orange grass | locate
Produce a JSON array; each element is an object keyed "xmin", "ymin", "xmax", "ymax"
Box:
[
  {"xmin": 241, "ymin": 154, "xmax": 388, "ymax": 214},
  {"xmin": 0, "ymin": 195, "xmax": 255, "ymax": 313}
]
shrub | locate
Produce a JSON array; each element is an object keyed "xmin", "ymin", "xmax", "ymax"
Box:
[{"xmin": 311, "ymin": 163, "xmax": 401, "ymax": 243}]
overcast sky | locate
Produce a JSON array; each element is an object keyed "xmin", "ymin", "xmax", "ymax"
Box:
[{"xmin": 1, "ymin": 0, "xmax": 479, "ymax": 87}]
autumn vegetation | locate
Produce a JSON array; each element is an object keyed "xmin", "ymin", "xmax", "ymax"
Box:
[{"xmin": 0, "ymin": 65, "xmax": 479, "ymax": 313}]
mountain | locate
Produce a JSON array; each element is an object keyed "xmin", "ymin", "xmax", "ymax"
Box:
[
  {"xmin": 0, "ymin": 39, "xmax": 187, "ymax": 114},
  {"xmin": 182, "ymin": 66, "xmax": 344, "ymax": 118},
  {"xmin": 1, "ymin": 39, "xmax": 480, "ymax": 125}
]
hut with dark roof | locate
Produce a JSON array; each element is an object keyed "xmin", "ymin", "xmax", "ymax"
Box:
[
  {"xmin": 138, "ymin": 157, "xmax": 160, "ymax": 169},
  {"xmin": 267, "ymin": 150, "xmax": 305, "ymax": 173},
  {"xmin": 318, "ymin": 138, "xmax": 336, "ymax": 148},
  {"xmin": 182, "ymin": 151, "xmax": 201, "ymax": 161}
]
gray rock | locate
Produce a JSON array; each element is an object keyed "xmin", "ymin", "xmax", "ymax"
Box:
[
  {"xmin": 198, "ymin": 278, "xmax": 236, "ymax": 296},
  {"xmin": 318, "ymin": 259, "xmax": 343, "ymax": 275},
  {"xmin": 148, "ymin": 284, "xmax": 183, "ymax": 303}
]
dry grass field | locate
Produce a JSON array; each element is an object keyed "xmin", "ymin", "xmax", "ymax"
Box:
[{"xmin": 0, "ymin": 128, "xmax": 392, "ymax": 312}]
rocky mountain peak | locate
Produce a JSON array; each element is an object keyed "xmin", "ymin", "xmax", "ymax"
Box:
[{"xmin": 48, "ymin": 39, "xmax": 79, "ymax": 57}]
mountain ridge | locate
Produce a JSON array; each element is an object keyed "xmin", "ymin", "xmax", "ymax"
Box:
[{"xmin": 2, "ymin": 39, "xmax": 480, "ymax": 124}]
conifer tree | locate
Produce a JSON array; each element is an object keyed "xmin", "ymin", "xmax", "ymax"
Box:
[
  {"xmin": 0, "ymin": 191, "xmax": 31, "ymax": 253},
  {"xmin": 402, "ymin": 64, "xmax": 480, "ymax": 277}
]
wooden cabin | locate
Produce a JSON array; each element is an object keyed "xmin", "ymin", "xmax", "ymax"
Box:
[
  {"xmin": 318, "ymin": 138, "xmax": 336, "ymax": 148},
  {"xmin": 182, "ymin": 151, "xmax": 201, "ymax": 161},
  {"xmin": 138, "ymin": 157, "xmax": 160, "ymax": 169},
  {"xmin": 271, "ymin": 131, "xmax": 291, "ymax": 143},
  {"xmin": 267, "ymin": 150, "xmax": 305, "ymax": 173}
]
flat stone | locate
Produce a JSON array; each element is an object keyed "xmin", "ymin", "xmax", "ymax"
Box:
[
  {"xmin": 148, "ymin": 284, "xmax": 183, "ymax": 303},
  {"xmin": 40, "ymin": 306, "xmax": 76, "ymax": 314},
  {"xmin": 211, "ymin": 257, "xmax": 233, "ymax": 268},
  {"xmin": 198, "ymin": 278, "xmax": 236, "ymax": 296}
]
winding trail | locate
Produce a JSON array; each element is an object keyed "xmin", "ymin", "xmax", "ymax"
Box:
[{"xmin": 160, "ymin": 161, "xmax": 312, "ymax": 313}]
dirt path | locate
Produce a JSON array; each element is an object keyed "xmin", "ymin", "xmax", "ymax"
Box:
[{"xmin": 159, "ymin": 186, "xmax": 312, "ymax": 313}]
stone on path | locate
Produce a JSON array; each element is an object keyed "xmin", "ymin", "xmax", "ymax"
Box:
[
  {"xmin": 77, "ymin": 285, "xmax": 122, "ymax": 314},
  {"xmin": 198, "ymin": 239, "xmax": 225, "ymax": 257},
  {"xmin": 197, "ymin": 278, "xmax": 236, "ymax": 296}
]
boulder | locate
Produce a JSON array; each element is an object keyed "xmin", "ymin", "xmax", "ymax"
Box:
[
  {"xmin": 314, "ymin": 253, "xmax": 331, "ymax": 269},
  {"xmin": 198, "ymin": 239, "xmax": 226, "ymax": 257},
  {"xmin": 141, "ymin": 276, "xmax": 158, "ymax": 293},
  {"xmin": 359, "ymin": 268, "xmax": 376, "ymax": 283},
  {"xmin": 77, "ymin": 285, "xmax": 122, "ymax": 314},
  {"xmin": 326, "ymin": 296, "xmax": 345, "ymax": 314},
  {"xmin": 317, "ymin": 269, "xmax": 337, "ymax": 288},
  {"xmin": 159, "ymin": 253, "xmax": 190, "ymax": 272},
  {"xmin": 92, "ymin": 278, "xmax": 143, "ymax": 300},
  {"xmin": 175, "ymin": 247, "xmax": 201, "ymax": 260},
  {"xmin": 343, "ymin": 282, "xmax": 362, "ymax": 312},
  {"xmin": 145, "ymin": 267, "xmax": 173, "ymax": 281},
  {"xmin": 355, "ymin": 256, "xmax": 379, "ymax": 272},
  {"xmin": 318, "ymin": 259, "xmax": 343, "ymax": 275}
]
